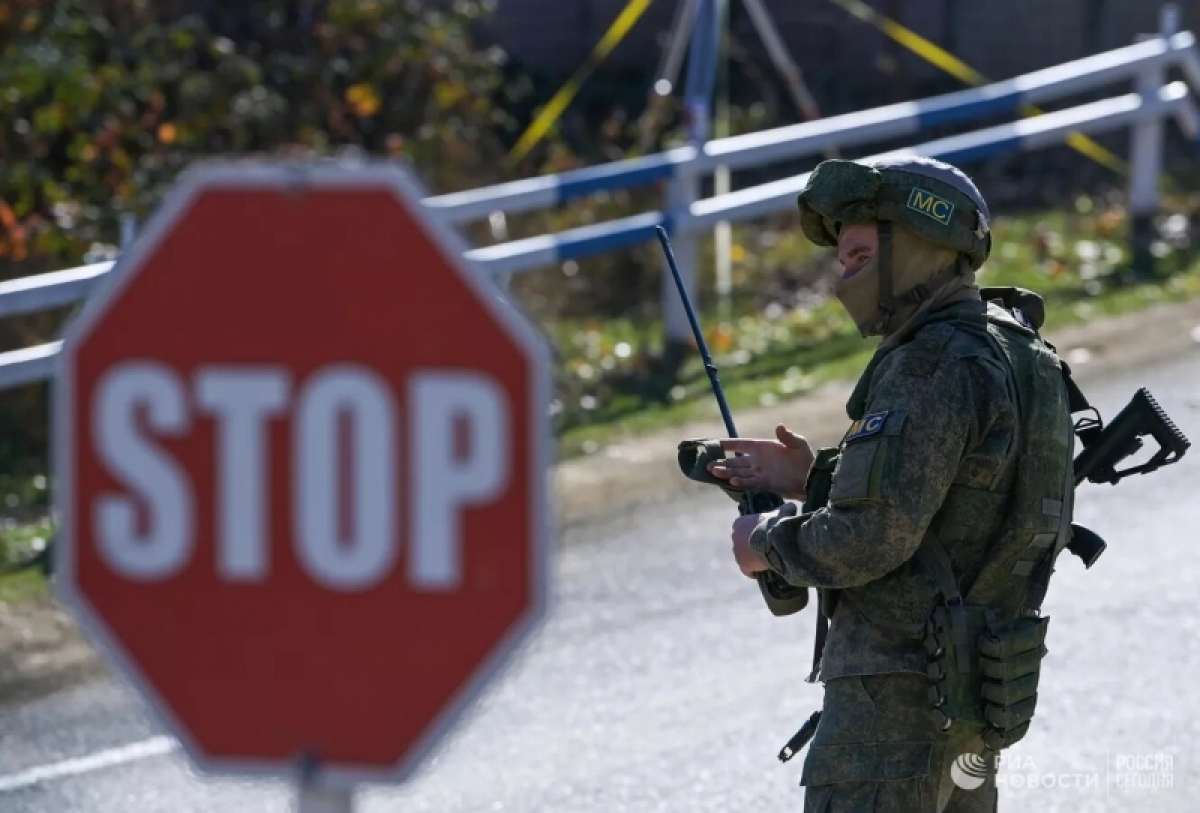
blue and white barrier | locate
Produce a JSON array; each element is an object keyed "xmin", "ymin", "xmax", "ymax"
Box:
[
  {"xmin": 690, "ymin": 82, "xmax": 1199, "ymax": 230},
  {"xmin": 0, "ymin": 263, "xmax": 113, "ymax": 320},
  {"xmin": 1, "ymin": 31, "xmax": 1199, "ymax": 386},
  {"xmin": 425, "ymin": 32, "xmax": 1198, "ymax": 224},
  {"xmin": 423, "ymin": 148, "xmax": 692, "ymax": 226},
  {"xmin": 465, "ymin": 211, "xmax": 670, "ymax": 275},
  {"xmin": 464, "ymin": 81, "xmax": 1198, "ymax": 275},
  {"xmin": 0, "ymin": 342, "xmax": 62, "ymax": 391}
]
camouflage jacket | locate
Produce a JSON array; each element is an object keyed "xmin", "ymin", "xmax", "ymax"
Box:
[{"xmin": 749, "ymin": 298, "xmax": 1041, "ymax": 679}]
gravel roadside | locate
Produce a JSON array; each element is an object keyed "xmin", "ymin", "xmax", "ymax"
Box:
[{"xmin": 554, "ymin": 296, "xmax": 1200, "ymax": 528}]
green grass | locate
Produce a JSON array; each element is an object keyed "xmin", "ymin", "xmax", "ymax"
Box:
[
  {"xmin": 0, "ymin": 517, "xmax": 53, "ymax": 604},
  {"xmin": 0, "ymin": 567, "xmax": 47, "ymax": 604},
  {"xmin": 549, "ymin": 201, "xmax": 1200, "ymax": 457}
]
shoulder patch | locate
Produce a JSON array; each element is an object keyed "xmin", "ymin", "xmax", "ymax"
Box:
[{"xmin": 843, "ymin": 410, "xmax": 890, "ymax": 443}]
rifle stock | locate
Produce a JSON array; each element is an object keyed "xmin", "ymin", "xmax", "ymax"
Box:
[
  {"xmin": 1065, "ymin": 387, "xmax": 1189, "ymax": 568},
  {"xmin": 1073, "ymin": 387, "xmax": 1190, "ymax": 486}
]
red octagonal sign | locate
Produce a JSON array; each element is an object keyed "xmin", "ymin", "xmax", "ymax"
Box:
[{"xmin": 54, "ymin": 162, "xmax": 551, "ymax": 787}]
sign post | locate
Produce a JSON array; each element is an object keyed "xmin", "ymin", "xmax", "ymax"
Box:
[{"xmin": 54, "ymin": 161, "xmax": 552, "ymax": 806}]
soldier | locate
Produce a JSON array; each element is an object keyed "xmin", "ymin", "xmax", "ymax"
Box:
[{"xmin": 707, "ymin": 156, "xmax": 1074, "ymax": 812}]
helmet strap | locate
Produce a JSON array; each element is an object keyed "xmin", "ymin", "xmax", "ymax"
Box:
[{"xmin": 870, "ymin": 221, "xmax": 897, "ymax": 335}]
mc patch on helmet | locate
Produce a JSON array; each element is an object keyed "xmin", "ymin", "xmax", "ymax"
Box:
[{"xmin": 907, "ymin": 187, "xmax": 955, "ymax": 226}]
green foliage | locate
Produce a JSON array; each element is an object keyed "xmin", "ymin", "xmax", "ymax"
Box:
[
  {"xmin": 0, "ymin": 0, "xmax": 521, "ymax": 478},
  {"xmin": 0, "ymin": 514, "xmax": 51, "ymax": 565},
  {"xmin": 0, "ymin": 0, "xmax": 514, "ymax": 274}
]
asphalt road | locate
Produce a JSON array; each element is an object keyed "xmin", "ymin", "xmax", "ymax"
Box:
[{"xmin": 2, "ymin": 343, "xmax": 1199, "ymax": 812}]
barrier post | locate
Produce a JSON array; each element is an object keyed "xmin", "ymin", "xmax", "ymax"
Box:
[
  {"xmin": 1129, "ymin": 4, "xmax": 1180, "ymax": 276},
  {"xmin": 661, "ymin": 169, "xmax": 701, "ymax": 351},
  {"xmin": 119, "ymin": 213, "xmax": 137, "ymax": 251},
  {"xmin": 662, "ymin": 0, "xmax": 720, "ymax": 351}
]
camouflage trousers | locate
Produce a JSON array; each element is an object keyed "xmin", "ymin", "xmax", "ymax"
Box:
[{"xmin": 800, "ymin": 673, "xmax": 998, "ymax": 813}]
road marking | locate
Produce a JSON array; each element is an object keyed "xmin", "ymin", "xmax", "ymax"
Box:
[{"xmin": 0, "ymin": 736, "xmax": 178, "ymax": 793}]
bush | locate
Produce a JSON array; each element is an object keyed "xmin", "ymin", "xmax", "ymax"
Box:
[
  {"xmin": 0, "ymin": 0, "xmax": 529, "ymax": 476},
  {"xmin": 0, "ymin": 0, "xmax": 519, "ymax": 268}
]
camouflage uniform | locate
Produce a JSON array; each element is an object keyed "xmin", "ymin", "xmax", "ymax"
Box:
[{"xmin": 746, "ymin": 158, "xmax": 1074, "ymax": 812}]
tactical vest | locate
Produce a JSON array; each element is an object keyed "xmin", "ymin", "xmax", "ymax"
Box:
[{"xmin": 807, "ymin": 297, "xmax": 1074, "ymax": 751}]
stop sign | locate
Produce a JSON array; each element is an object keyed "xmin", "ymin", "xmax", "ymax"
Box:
[{"xmin": 54, "ymin": 161, "xmax": 551, "ymax": 787}]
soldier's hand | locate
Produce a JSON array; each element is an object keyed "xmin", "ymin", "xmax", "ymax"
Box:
[
  {"xmin": 731, "ymin": 514, "xmax": 769, "ymax": 577},
  {"xmin": 707, "ymin": 424, "xmax": 813, "ymax": 500}
]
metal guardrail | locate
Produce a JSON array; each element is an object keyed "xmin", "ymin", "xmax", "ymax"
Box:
[
  {"xmin": 423, "ymin": 31, "xmax": 1200, "ymax": 224},
  {"xmin": 467, "ymin": 82, "xmax": 1199, "ymax": 272},
  {"xmin": 0, "ymin": 342, "xmax": 62, "ymax": 391},
  {"xmin": 0, "ymin": 263, "xmax": 114, "ymax": 321},
  {"xmin": 2, "ymin": 30, "xmax": 1199, "ymax": 389}
]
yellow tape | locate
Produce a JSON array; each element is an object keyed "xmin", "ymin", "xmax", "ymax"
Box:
[
  {"xmin": 506, "ymin": 0, "xmax": 656, "ymax": 165},
  {"xmin": 878, "ymin": 19, "xmax": 988, "ymax": 87},
  {"xmin": 829, "ymin": 0, "xmax": 1128, "ymax": 175},
  {"xmin": 1063, "ymin": 130, "xmax": 1130, "ymax": 173}
]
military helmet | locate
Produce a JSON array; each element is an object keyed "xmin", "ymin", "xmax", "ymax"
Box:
[{"xmin": 796, "ymin": 156, "xmax": 992, "ymax": 270}]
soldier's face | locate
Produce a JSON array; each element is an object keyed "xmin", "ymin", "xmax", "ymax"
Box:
[{"xmin": 837, "ymin": 224, "xmax": 878, "ymax": 279}]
